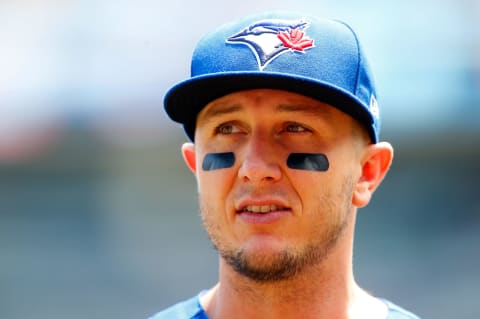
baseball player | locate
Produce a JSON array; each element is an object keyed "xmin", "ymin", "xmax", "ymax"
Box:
[{"xmin": 150, "ymin": 10, "xmax": 420, "ymax": 319}]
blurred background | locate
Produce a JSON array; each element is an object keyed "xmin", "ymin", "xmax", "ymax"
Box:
[{"xmin": 1, "ymin": 0, "xmax": 479, "ymax": 318}]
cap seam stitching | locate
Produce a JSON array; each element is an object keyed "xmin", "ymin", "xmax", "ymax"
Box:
[{"xmin": 335, "ymin": 20, "xmax": 361, "ymax": 95}]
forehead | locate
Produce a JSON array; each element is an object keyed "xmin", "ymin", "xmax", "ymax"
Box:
[{"xmin": 197, "ymin": 89, "xmax": 337, "ymax": 122}]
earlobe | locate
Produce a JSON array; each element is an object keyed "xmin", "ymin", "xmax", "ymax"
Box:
[
  {"xmin": 353, "ymin": 142, "xmax": 394, "ymax": 208},
  {"xmin": 181, "ymin": 142, "xmax": 197, "ymax": 174}
]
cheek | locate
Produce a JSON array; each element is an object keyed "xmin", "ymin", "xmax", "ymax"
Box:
[
  {"xmin": 197, "ymin": 151, "xmax": 237, "ymax": 195},
  {"xmin": 288, "ymin": 166, "xmax": 344, "ymax": 211},
  {"xmin": 197, "ymin": 152, "xmax": 237, "ymax": 201}
]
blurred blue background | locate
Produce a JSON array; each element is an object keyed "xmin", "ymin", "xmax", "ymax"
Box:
[{"xmin": 1, "ymin": 1, "xmax": 479, "ymax": 318}]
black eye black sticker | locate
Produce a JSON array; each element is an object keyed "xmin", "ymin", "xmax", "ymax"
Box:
[
  {"xmin": 202, "ymin": 152, "xmax": 235, "ymax": 171},
  {"xmin": 287, "ymin": 153, "xmax": 329, "ymax": 172}
]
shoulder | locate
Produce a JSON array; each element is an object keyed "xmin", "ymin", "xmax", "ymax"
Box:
[
  {"xmin": 148, "ymin": 294, "xmax": 208, "ymax": 319},
  {"xmin": 381, "ymin": 299, "xmax": 421, "ymax": 319}
]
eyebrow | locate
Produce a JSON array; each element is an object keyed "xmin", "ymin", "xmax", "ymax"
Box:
[
  {"xmin": 199, "ymin": 103, "xmax": 243, "ymax": 121},
  {"xmin": 199, "ymin": 100, "xmax": 332, "ymax": 121},
  {"xmin": 275, "ymin": 103, "xmax": 332, "ymax": 119}
]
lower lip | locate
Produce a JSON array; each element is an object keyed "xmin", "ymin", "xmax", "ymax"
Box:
[{"xmin": 237, "ymin": 210, "xmax": 291, "ymax": 224}]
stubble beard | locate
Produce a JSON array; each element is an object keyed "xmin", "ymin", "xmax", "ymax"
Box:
[{"xmin": 200, "ymin": 176, "xmax": 354, "ymax": 283}]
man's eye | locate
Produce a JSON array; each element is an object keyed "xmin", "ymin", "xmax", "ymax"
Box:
[
  {"xmin": 216, "ymin": 123, "xmax": 240, "ymax": 135},
  {"xmin": 285, "ymin": 123, "xmax": 308, "ymax": 133}
]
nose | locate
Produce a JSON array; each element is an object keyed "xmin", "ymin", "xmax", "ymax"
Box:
[{"xmin": 237, "ymin": 133, "xmax": 282, "ymax": 183}]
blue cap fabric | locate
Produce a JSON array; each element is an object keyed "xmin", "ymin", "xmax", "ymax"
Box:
[{"xmin": 164, "ymin": 11, "xmax": 381, "ymax": 143}]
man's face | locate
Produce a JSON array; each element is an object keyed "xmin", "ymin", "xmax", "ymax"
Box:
[{"xmin": 187, "ymin": 89, "xmax": 365, "ymax": 282}]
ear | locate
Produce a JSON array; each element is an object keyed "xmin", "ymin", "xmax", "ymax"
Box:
[
  {"xmin": 352, "ymin": 142, "xmax": 394, "ymax": 208},
  {"xmin": 181, "ymin": 142, "xmax": 197, "ymax": 174}
]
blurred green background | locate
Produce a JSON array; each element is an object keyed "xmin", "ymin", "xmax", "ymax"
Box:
[{"xmin": 1, "ymin": 1, "xmax": 479, "ymax": 318}]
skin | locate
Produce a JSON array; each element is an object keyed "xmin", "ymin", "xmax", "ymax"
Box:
[{"xmin": 181, "ymin": 89, "xmax": 394, "ymax": 319}]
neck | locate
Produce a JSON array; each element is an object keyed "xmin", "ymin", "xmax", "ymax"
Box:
[{"xmin": 201, "ymin": 217, "xmax": 386, "ymax": 319}]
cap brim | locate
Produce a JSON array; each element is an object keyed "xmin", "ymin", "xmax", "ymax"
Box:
[{"xmin": 164, "ymin": 71, "xmax": 376, "ymax": 142}]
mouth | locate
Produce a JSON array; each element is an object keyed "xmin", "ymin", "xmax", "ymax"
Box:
[{"xmin": 238, "ymin": 204, "xmax": 290, "ymax": 214}]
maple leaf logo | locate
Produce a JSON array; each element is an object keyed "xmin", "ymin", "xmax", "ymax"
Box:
[{"xmin": 277, "ymin": 28, "xmax": 314, "ymax": 51}]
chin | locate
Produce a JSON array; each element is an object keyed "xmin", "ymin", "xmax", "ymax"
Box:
[
  {"xmin": 220, "ymin": 235, "xmax": 303, "ymax": 282},
  {"xmin": 242, "ymin": 233, "xmax": 289, "ymax": 255}
]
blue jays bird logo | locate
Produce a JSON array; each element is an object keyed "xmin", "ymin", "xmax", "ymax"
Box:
[{"xmin": 226, "ymin": 18, "xmax": 315, "ymax": 70}]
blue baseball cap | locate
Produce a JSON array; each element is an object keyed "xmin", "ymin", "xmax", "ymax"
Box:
[{"xmin": 164, "ymin": 11, "xmax": 381, "ymax": 143}]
